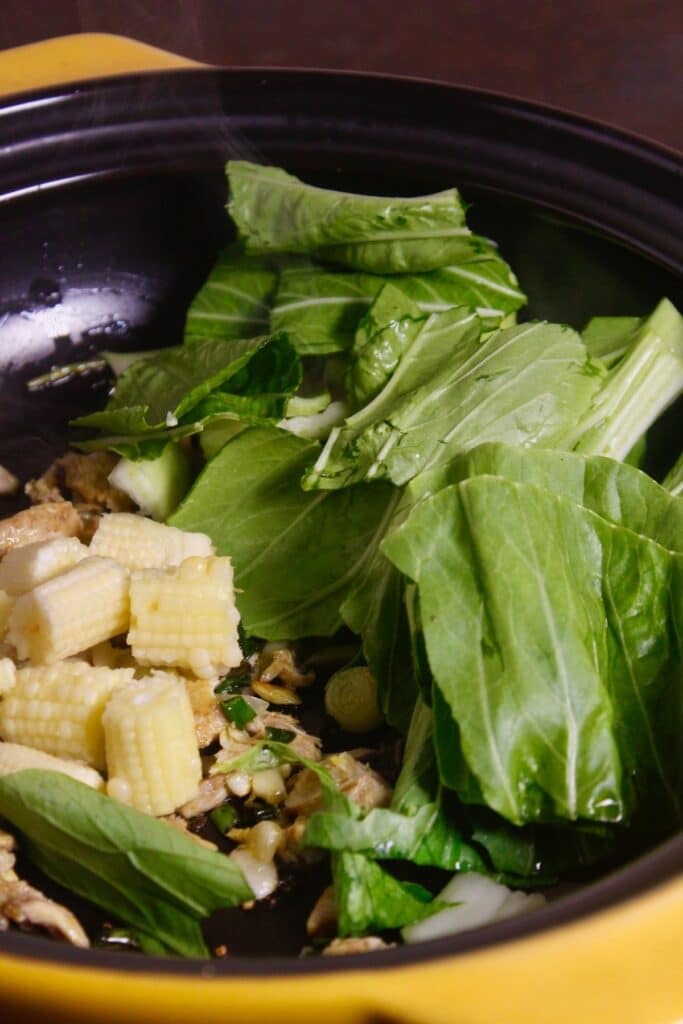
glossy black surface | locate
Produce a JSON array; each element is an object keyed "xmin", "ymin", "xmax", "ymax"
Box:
[{"xmin": 0, "ymin": 68, "xmax": 680, "ymax": 972}]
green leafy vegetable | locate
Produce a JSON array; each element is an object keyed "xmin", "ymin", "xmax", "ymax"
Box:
[
  {"xmin": 663, "ymin": 452, "xmax": 683, "ymax": 497},
  {"xmin": 72, "ymin": 332, "xmax": 301, "ymax": 457},
  {"xmin": 383, "ymin": 473, "xmax": 683, "ymax": 828},
  {"xmin": 304, "ymin": 319, "xmax": 603, "ymax": 491},
  {"xmin": 570, "ymin": 298, "xmax": 683, "ymax": 459},
  {"xmin": 184, "ymin": 247, "xmax": 278, "ymax": 344},
  {"xmin": 582, "ymin": 315, "xmax": 643, "ymax": 367},
  {"xmin": 269, "ymin": 245, "xmax": 525, "ymax": 356},
  {"xmin": 0, "ymin": 770, "xmax": 252, "ymax": 957},
  {"xmin": 332, "ymin": 852, "xmax": 441, "ymax": 937},
  {"xmin": 169, "ymin": 426, "xmax": 395, "ymax": 638},
  {"xmin": 228, "ymin": 161, "xmax": 476, "ymax": 273}
]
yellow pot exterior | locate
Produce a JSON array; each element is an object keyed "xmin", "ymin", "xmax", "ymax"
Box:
[{"xmin": 0, "ymin": 32, "xmax": 681, "ymax": 1024}]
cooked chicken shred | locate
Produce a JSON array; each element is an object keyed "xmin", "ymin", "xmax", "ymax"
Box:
[
  {"xmin": 26, "ymin": 452, "xmax": 133, "ymax": 513},
  {"xmin": 184, "ymin": 676, "xmax": 226, "ymax": 749},
  {"xmin": 0, "ymin": 465, "xmax": 19, "ymax": 497},
  {"xmin": 0, "ymin": 501, "xmax": 82, "ymax": 557},
  {"xmin": 285, "ymin": 752, "xmax": 392, "ymax": 817},
  {"xmin": 0, "ymin": 830, "xmax": 89, "ymax": 947}
]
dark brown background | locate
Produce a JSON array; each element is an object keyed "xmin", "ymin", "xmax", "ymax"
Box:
[{"xmin": 1, "ymin": 1, "xmax": 682, "ymax": 149}]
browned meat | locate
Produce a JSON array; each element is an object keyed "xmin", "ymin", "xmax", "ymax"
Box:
[
  {"xmin": 0, "ymin": 502, "xmax": 82, "ymax": 557},
  {"xmin": 285, "ymin": 753, "xmax": 392, "ymax": 817},
  {"xmin": 26, "ymin": 452, "xmax": 133, "ymax": 513},
  {"xmin": 184, "ymin": 676, "xmax": 225, "ymax": 749}
]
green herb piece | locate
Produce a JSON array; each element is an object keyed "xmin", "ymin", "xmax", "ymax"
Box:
[
  {"xmin": 0, "ymin": 770, "xmax": 253, "ymax": 958},
  {"xmin": 210, "ymin": 803, "xmax": 239, "ymax": 833},
  {"xmin": 169, "ymin": 426, "xmax": 395, "ymax": 639},
  {"xmin": 221, "ymin": 696, "xmax": 257, "ymax": 729},
  {"xmin": 228, "ymin": 160, "xmax": 476, "ymax": 274},
  {"xmin": 265, "ymin": 726, "xmax": 296, "ymax": 743}
]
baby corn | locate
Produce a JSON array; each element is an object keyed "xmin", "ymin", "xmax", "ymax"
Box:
[
  {"xmin": 0, "ymin": 662, "xmax": 134, "ymax": 769},
  {"xmin": 0, "ymin": 741, "xmax": 104, "ymax": 789},
  {"xmin": 6, "ymin": 556, "xmax": 129, "ymax": 664},
  {"xmin": 90, "ymin": 513, "xmax": 214, "ymax": 571},
  {"xmin": 128, "ymin": 556, "xmax": 241, "ymax": 677},
  {"xmin": 103, "ymin": 671, "xmax": 201, "ymax": 816},
  {"xmin": 0, "ymin": 536, "xmax": 88, "ymax": 596},
  {"xmin": 0, "ymin": 657, "xmax": 15, "ymax": 695}
]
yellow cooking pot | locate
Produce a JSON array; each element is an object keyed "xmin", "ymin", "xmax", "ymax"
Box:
[{"xmin": 0, "ymin": 33, "xmax": 680, "ymax": 1024}]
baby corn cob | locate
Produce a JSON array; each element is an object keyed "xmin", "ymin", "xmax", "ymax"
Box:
[
  {"xmin": 128, "ymin": 556, "xmax": 241, "ymax": 677},
  {"xmin": 0, "ymin": 536, "xmax": 88, "ymax": 596},
  {"xmin": 0, "ymin": 741, "xmax": 104, "ymax": 789},
  {"xmin": 0, "ymin": 662, "xmax": 134, "ymax": 769},
  {"xmin": 0, "ymin": 590, "xmax": 12, "ymax": 637},
  {"xmin": 0, "ymin": 657, "xmax": 15, "ymax": 695},
  {"xmin": 103, "ymin": 671, "xmax": 201, "ymax": 815},
  {"xmin": 90, "ymin": 513, "xmax": 214, "ymax": 571},
  {"xmin": 6, "ymin": 556, "xmax": 129, "ymax": 664}
]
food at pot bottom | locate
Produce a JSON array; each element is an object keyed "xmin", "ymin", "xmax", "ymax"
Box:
[{"xmin": 0, "ymin": 161, "xmax": 681, "ymax": 959}]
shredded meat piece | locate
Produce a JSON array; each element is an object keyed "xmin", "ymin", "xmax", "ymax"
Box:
[
  {"xmin": 0, "ymin": 829, "xmax": 15, "ymax": 853},
  {"xmin": 212, "ymin": 726, "xmax": 256, "ymax": 769},
  {"xmin": 26, "ymin": 452, "xmax": 133, "ymax": 513},
  {"xmin": 247, "ymin": 711, "xmax": 322, "ymax": 762},
  {"xmin": 184, "ymin": 677, "xmax": 225, "ymax": 749},
  {"xmin": 0, "ymin": 501, "xmax": 82, "ymax": 557},
  {"xmin": 306, "ymin": 885, "xmax": 337, "ymax": 937},
  {"xmin": 285, "ymin": 753, "xmax": 392, "ymax": 817},
  {"xmin": 163, "ymin": 814, "xmax": 218, "ymax": 850},
  {"xmin": 179, "ymin": 775, "xmax": 229, "ymax": 819},
  {"xmin": 0, "ymin": 465, "xmax": 19, "ymax": 497},
  {"xmin": 257, "ymin": 647, "xmax": 315, "ymax": 689},
  {"xmin": 322, "ymin": 936, "xmax": 394, "ymax": 956},
  {"xmin": 0, "ymin": 876, "xmax": 89, "ymax": 947}
]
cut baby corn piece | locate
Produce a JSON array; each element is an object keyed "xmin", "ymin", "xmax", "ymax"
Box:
[
  {"xmin": 90, "ymin": 513, "xmax": 214, "ymax": 571},
  {"xmin": 103, "ymin": 671, "xmax": 201, "ymax": 816},
  {"xmin": 0, "ymin": 741, "xmax": 104, "ymax": 789},
  {"xmin": 6, "ymin": 556, "xmax": 129, "ymax": 664},
  {"xmin": 0, "ymin": 662, "xmax": 134, "ymax": 769},
  {"xmin": 128, "ymin": 556, "xmax": 241, "ymax": 678},
  {"xmin": 0, "ymin": 658, "xmax": 16, "ymax": 695},
  {"xmin": 0, "ymin": 536, "xmax": 88, "ymax": 596}
]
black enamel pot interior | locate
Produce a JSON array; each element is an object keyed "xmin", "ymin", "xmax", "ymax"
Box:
[{"xmin": 0, "ymin": 67, "xmax": 680, "ymax": 975}]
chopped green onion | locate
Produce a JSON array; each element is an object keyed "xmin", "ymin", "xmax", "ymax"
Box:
[
  {"xmin": 210, "ymin": 803, "xmax": 239, "ymax": 833},
  {"xmin": 221, "ymin": 695, "xmax": 257, "ymax": 729},
  {"xmin": 215, "ymin": 671, "xmax": 251, "ymax": 695},
  {"xmin": 265, "ymin": 726, "xmax": 296, "ymax": 744}
]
